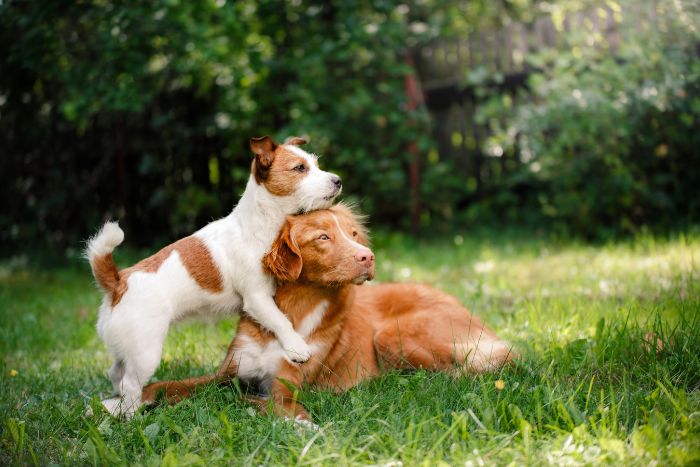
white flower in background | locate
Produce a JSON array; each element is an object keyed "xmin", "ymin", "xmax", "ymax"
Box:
[
  {"xmin": 655, "ymin": 277, "xmax": 672, "ymax": 290},
  {"xmin": 215, "ymin": 112, "xmax": 231, "ymax": 129},
  {"xmin": 599, "ymin": 279, "xmax": 613, "ymax": 295},
  {"xmin": 395, "ymin": 4, "xmax": 409, "ymax": 15},
  {"xmin": 409, "ymin": 22, "xmax": 428, "ymax": 34},
  {"xmin": 474, "ymin": 260, "xmax": 494, "ymax": 274}
]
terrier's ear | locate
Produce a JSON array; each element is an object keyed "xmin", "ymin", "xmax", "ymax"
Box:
[
  {"xmin": 284, "ymin": 136, "xmax": 308, "ymax": 146},
  {"xmin": 250, "ymin": 136, "xmax": 278, "ymax": 182},
  {"xmin": 262, "ymin": 220, "xmax": 303, "ymax": 283}
]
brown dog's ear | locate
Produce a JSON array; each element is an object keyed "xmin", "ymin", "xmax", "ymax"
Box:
[
  {"xmin": 250, "ymin": 136, "xmax": 277, "ymax": 182},
  {"xmin": 284, "ymin": 136, "xmax": 308, "ymax": 146},
  {"xmin": 262, "ymin": 221, "xmax": 302, "ymax": 282}
]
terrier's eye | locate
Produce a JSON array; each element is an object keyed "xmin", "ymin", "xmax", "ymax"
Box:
[
  {"xmin": 352, "ymin": 231, "xmax": 358, "ymax": 237},
  {"xmin": 293, "ymin": 164, "xmax": 306, "ymax": 172},
  {"xmin": 318, "ymin": 234, "xmax": 330, "ymax": 241}
]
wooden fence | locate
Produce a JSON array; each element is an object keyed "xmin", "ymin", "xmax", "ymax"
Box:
[{"xmin": 413, "ymin": 5, "xmax": 628, "ymax": 195}]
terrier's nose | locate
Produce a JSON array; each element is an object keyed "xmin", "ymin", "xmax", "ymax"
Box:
[
  {"xmin": 354, "ymin": 249, "xmax": 375, "ymax": 267},
  {"xmin": 331, "ymin": 175, "xmax": 342, "ymax": 189}
]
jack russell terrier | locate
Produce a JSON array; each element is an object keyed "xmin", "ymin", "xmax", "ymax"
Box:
[{"xmin": 86, "ymin": 135, "xmax": 341, "ymax": 417}]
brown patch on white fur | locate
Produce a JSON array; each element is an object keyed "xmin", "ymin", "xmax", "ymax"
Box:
[
  {"xmin": 95, "ymin": 237, "xmax": 223, "ymax": 307},
  {"xmin": 262, "ymin": 149, "xmax": 310, "ymax": 197},
  {"xmin": 250, "ymin": 135, "xmax": 315, "ymax": 196},
  {"xmin": 250, "ymin": 136, "xmax": 277, "ymax": 184},
  {"xmin": 91, "ymin": 253, "xmax": 121, "ymax": 300}
]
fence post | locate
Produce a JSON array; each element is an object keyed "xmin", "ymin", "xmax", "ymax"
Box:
[{"xmin": 404, "ymin": 52, "xmax": 425, "ymax": 232}]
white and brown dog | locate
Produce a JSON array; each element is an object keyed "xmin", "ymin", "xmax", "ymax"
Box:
[{"xmin": 86, "ymin": 135, "xmax": 341, "ymax": 417}]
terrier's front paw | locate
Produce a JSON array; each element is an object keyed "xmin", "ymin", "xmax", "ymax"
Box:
[
  {"xmin": 281, "ymin": 334, "xmax": 311, "ymax": 363},
  {"xmin": 100, "ymin": 396, "xmax": 136, "ymax": 420},
  {"xmin": 101, "ymin": 397, "xmax": 124, "ymax": 416},
  {"xmin": 285, "ymin": 415, "xmax": 320, "ymax": 433},
  {"xmin": 295, "ymin": 415, "xmax": 320, "ymax": 432}
]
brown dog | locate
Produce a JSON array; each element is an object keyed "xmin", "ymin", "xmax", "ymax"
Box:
[{"xmin": 142, "ymin": 204, "xmax": 515, "ymax": 422}]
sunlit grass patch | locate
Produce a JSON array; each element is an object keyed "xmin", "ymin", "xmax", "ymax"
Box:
[{"xmin": 1, "ymin": 230, "xmax": 699, "ymax": 465}]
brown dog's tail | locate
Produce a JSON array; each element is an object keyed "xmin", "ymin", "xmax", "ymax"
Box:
[
  {"xmin": 85, "ymin": 222, "xmax": 124, "ymax": 300},
  {"xmin": 141, "ymin": 375, "xmax": 221, "ymax": 405}
]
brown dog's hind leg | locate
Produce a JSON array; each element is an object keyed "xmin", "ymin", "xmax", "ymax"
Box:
[
  {"xmin": 140, "ymin": 336, "xmax": 243, "ymax": 407},
  {"xmin": 373, "ymin": 325, "xmax": 450, "ymax": 371},
  {"xmin": 141, "ymin": 375, "xmax": 221, "ymax": 405},
  {"xmin": 373, "ymin": 322, "xmax": 515, "ymax": 375}
]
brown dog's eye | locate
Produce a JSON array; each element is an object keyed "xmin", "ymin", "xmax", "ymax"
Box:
[
  {"xmin": 318, "ymin": 234, "xmax": 330, "ymax": 241},
  {"xmin": 352, "ymin": 231, "xmax": 358, "ymax": 237},
  {"xmin": 293, "ymin": 164, "xmax": 306, "ymax": 173}
]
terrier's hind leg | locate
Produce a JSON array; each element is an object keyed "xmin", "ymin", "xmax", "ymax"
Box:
[
  {"xmin": 102, "ymin": 321, "xmax": 167, "ymax": 418},
  {"xmin": 108, "ymin": 359, "xmax": 125, "ymax": 395}
]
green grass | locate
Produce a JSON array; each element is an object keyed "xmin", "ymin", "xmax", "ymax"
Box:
[{"xmin": 1, "ymin": 230, "xmax": 699, "ymax": 465}]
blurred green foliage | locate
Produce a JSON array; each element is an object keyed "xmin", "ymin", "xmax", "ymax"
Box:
[
  {"xmin": 0, "ymin": 0, "xmax": 443, "ymax": 247},
  {"xmin": 0, "ymin": 0, "xmax": 698, "ymax": 249},
  {"xmin": 470, "ymin": 1, "xmax": 700, "ymax": 238}
]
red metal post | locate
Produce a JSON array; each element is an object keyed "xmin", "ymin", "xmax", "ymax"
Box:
[{"xmin": 404, "ymin": 53, "xmax": 425, "ymax": 232}]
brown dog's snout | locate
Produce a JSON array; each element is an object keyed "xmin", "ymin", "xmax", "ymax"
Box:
[
  {"xmin": 354, "ymin": 247, "xmax": 374, "ymax": 267},
  {"xmin": 331, "ymin": 175, "xmax": 342, "ymax": 189}
]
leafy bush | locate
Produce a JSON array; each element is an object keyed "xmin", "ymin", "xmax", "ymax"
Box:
[
  {"xmin": 1, "ymin": 0, "xmax": 698, "ymax": 248},
  {"xmin": 0, "ymin": 0, "xmax": 440, "ymax": 248},
  {"xmin": 479, "ymin": 2, "xmax": 700, "ymax": 238},
  {"xmin": 0, "ymin": 1, "xmax": 265, "ymax": 246}
]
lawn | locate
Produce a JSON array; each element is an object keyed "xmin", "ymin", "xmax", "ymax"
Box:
[{"xmin": 1, "ymin": 229, "xmax": 699, "ymax": 465}]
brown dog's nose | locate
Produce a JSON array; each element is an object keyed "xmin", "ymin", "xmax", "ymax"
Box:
[
  {"xmin": 355, "ymin": 248, "xmax": 375, "ymax": 267},
  {"xmin": 331, "ymin": 175, "xmax": 342, "ymax": 189}
]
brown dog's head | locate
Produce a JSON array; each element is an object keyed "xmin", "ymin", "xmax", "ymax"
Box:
[
  {"xmin": 263, "ymin": 204, "xmax": 375, "ymax": 286},
  {"xmin": 249, "ymin": 135, "xmax": 342, "ymax": 213}
]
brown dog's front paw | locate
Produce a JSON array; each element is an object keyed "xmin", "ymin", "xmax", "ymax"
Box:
[{"xmin": 287, "ymin": 414, "xmax": 319, "ymax": 432}]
